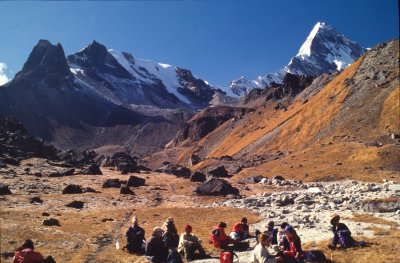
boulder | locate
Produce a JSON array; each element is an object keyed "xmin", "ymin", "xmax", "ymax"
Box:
[
  {"xmin": 273, "ymin": 175, "xmax": 285, "ymax": 181},
  {"xmin": 42, "ymin": 218, "xmax": 60, "ymax": 226},
  {"xmin": 102, "ymin": 179, "xmax": 121, "ymax": 188},
  {"xmin": 62, "ymin": 184, "xmax": 83, "ymax": 194},
  {"xmin": 120, "ymin": 186, "xmax": 135, "ymax": 195},
  {"xmin": 239, "ymin": 175, "xmax": 265, "ymax": 184},
  {"xmin": 66, "ymin": 200, "xmax": 85, "ymax": 209},
  {"xmin": 30, "ymin": 196, "xmax": 43, "ymax": 204},
  {"xmin": 0, "ymin": 160, "xmax": 7, "ymax": 168},
  {"xmin": 0, "ymin": 184, "xmax": 12, "ymax": 195},
  {"xmin": 207, "ymin": 166, "xmax": 229, "ymax": 178},
  {"xmin": 195, "ymin": 177, "xmax": 239, "ymax": 196},
  {"xmin": 171, "ymin": 166, "xmax": 191, "ymax": 178},
  {"xmin": 118, "ymin": 162, "xmax": 137, "ymax": 174},
  {"xmin": 127, "ymin": 175, "xmax": 145, "ymax": 187},
  {"xmin": 43, "ymin": 256, "xmax": 57, "ymax": 263},
  {"xmin": 82, "ymin": 163, "xmax": 102, "ymax": 175},
  {"xmin": 188, "ymin": 154, "xmax": 202, "ymax": 166},
  {"xmin": 190, "ymin": 172, "xmax": 206, "ymax": 182}
]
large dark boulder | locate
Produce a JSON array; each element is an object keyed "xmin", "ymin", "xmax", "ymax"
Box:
[
  {"xmin": 59, "ymin": 150, "xmax": 97, "ymax": 167},
  {"xmin": 62, "ymin": 184, "xmax": 83, "ymax": 194},
  {"xmin": 48, "ymin": 168, "xmax": 75, "ymax": 177},
  {"xmin": 102, "ymin": 179, "xmax": 121, "ymax": 188},
  {"xmin": 82, "ymin": 163, "xmax": 102, "ymax": 175},
  {"xmin": 0, "ymin": 184, "xmax": 12, "ymax": 195},
  {"xmin": 120, "ymin": 186, "xmax": 135, "ymax": 195},
  {"xmin": 127, "ymin": 175, "xmax": 145, "ymax": 187},
  {"xmin": 188, "ymin": 154, "xmax": 202, "ymax": 166},
  {"xmin": 66, "ymin": 200, "xmax": 85, "ymax": 209},
  {"xmin": 208, "ymin": 166, "xmax": 229, "ymax": 178},
  {"xmin": 170, "ymin": 166, "xmax": 191, "ymax": 178},
  {"xmin": 42, "ymin": 218, "xmax": 60, "ymax": 226},
  {"xmin": 195, "ymin": 177, "xmax": 239, "ymax": 196},
  {"xmin": 30, "ymin": 196, "xmax": 43, "ymax": 204},
  {"xmin": 190, "ymin": 171, "xmax": 206, "ymax": 182},
  {"xmin": 273, "ymin": 175, "xmax": 285, "ymax": 181},
  {"xmin": 100, "ymin": 152, "xmax": 138, "ymax": 173}
]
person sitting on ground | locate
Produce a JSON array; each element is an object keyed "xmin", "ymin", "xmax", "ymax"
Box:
[
  {"xmin": 255, "ymin": 221, "xmax": 278, "ymax": 245},
  {"xmin": 211, "ymin": 222, "xmax": 249, "ymax": 250},
  {"xmin": 178, "ymin": 224, "xmax": 206, "ymax": 261},
  {"xmin": 145, "ymin": 227, "xmax": 168, "ymax": 263},
  {"xmin": 230, "ymin": 217, "xmax": 250, "ymax": 240},
  {"xmin": 329, "ymin": 214, "xmax": 355, "ymax": 250},
  {"xmin": 252, "ymin": 233, "xmax": 277, "ymax": 263},
  {"xmin": 281, "ymin": 226, "xmax": 305, "ymax": 263},
  {"xmin": 125, "ymin": 216, "xmax": 146, "ymax": 254},
  {"xmin": 278, "ymin": 222, "xmax": 290, "ymax": 251},
  {"xmin": 163, "ymin": 218, "xmax": 180, "ymax": 250},
  {"xmin": 13, "ymin": 239, "xmax": 44, "ymax": 263}
]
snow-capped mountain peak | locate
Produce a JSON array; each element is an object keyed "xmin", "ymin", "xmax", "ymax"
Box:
[{"xmin": 230, "ymin": 22, "xmax": 367, "ymax": 97}]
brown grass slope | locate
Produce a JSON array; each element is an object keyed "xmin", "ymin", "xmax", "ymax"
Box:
[{"xmin": 168, "ymin": 40, "xmax": 399, "ymax": 182}]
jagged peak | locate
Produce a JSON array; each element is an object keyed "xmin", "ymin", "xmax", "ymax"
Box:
[{"xmin": 20, "ymin": 39, "xmax": 69, "ymax": 76}]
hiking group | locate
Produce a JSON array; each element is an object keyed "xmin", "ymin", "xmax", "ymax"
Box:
[
  {"xmin": 125, "ymin": 216, "xmax": 207, "ymax": 262},
  {"xmin": 12, "ymin": 213, "xmax": 360, "ymax": 263}
]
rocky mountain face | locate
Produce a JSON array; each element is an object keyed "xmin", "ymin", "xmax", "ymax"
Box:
[
  {"xmin": 0, "ymin": 40, "xmax": 203, "ymax": 154},
  {"xmin": 0, "ymin": 115, "xmax": 58, "ymax": 166},
  {"xmin": 162, "ymin": 40, "xmax": 399, "ymax": 182},
  {"xmin": 230, "ymin": 22, "xmax": 367, "ymax": 96}
]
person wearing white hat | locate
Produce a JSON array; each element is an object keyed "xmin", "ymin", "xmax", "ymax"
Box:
[{"xmin": 125, "ymin": 216, "xmax": 146, "ymax": 254}]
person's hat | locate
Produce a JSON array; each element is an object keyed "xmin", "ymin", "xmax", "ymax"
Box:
[
  {"xmin": 184, "ymin": 224, "xmax": 192, "ymax": 232},
  {"xmin": 153, "ymin": 227, "xmax": 164, "ymax": 234},
  {"xmin": 166, "ymin": 217, "xmax": 174, "ymax": 223},
  {"xmin": 330, "ymin": 214, "xmax": 340, "ymax": 225},
  {"xmin": 132, "ymin": 216, "xmax": 138, "ymax": 224}
]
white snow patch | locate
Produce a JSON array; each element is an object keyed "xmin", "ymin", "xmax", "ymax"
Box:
[{"xmin": 108, "ymin": 49, "xmax": 191, "ymax": 105}]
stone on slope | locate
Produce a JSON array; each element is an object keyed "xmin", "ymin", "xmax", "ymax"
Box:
[
  {"xmin": 62, "ymin": 184, "xmax": 83, "ymax": 194},
  {"xmin": 195, "ymin": 177, "xmax": 239, "ymax": 196}
]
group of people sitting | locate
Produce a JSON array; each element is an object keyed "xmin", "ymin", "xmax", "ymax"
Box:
[
  {"xmin": 125, "ymin": 216, "xmax": 207, "ymax": 262},
  {"xmin": 12, "ymin": 214, "xmax": 355, "ymax": 263},
  {"xmin": 251, "ymin": 214, "xmax": 356, "ymax": 263}
]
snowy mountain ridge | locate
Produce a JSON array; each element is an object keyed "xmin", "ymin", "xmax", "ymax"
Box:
[{"xmin": 230, "ymin": 22, "xmax": 367, "ymax": 97}]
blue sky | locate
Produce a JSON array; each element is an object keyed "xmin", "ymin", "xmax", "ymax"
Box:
[{"xmin": 0, "ymin": 0, "xmax": 398, "ymax": 87}]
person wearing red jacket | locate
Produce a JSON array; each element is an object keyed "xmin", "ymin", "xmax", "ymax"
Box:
[
  {"xmin": 210, "ymin": 222, "xmax": 240, "ymax": 249},
  {"xmin": 13, "ymin": 239, "xmax": 44, "ymax": 263},
  {"xmin": 230, "ymin": 217, "xmax": 250, "ymax": 240}
]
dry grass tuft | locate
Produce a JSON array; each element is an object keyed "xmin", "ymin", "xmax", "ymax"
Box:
[{"xmin": 344, "ymin": 213, "xmax": 398, "ymax": 227}]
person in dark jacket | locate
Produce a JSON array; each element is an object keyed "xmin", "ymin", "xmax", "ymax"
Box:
[
  {"xmin": 163, "ymin": 220, "xmax": 179, "ymax": 249},
  {"xmin": 126, "ymin": 216, "xmax": 146, "ymax": 254},
  {"xmin": 329, "ymin": 214, "xmax": 355, "ymax": 250},
  {"xmin": 255, "ymin": 221, "xmax": 278, "ymax": 245},
  {"xmin": 145, "ymin": 227, "xmax": 168, "ymax": 263},
  {"xmin": 13, "ymin": 239, "xmax": 44, "ymax": 263}
]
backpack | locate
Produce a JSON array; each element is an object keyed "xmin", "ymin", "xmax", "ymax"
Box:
[
  {"xmin": 220, "ymin": 250, "xmax": 238, "ymax": 263},
  {"xmin": 338, "ymin": 230, "xmax": 354, "ymax": 248},
  {"xmin": 305, "ymin": 250, "xmax": 326, "ymax": 262}
]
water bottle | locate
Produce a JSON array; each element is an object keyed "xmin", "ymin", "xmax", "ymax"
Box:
[{"xmin": 116, "ymin": 240, "xmax": 120, "ymax": 250}]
